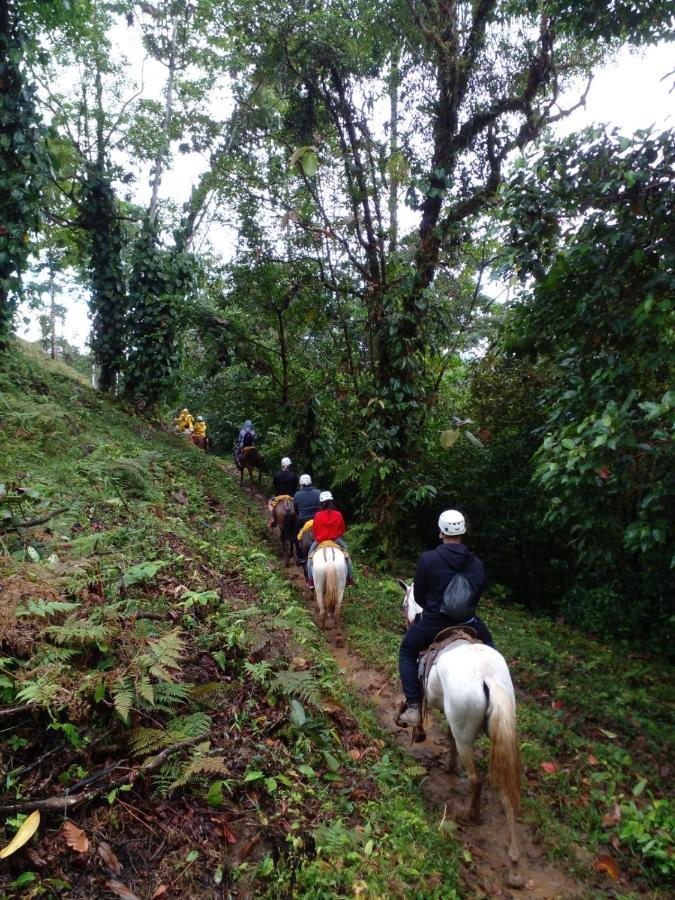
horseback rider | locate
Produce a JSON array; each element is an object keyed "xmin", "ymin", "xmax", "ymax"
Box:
[
  {"xmin": 398, "ymin": 509, "xmax": 494, "ymax": 727},
  {"xmin": 236, "ymin": 419, "xmax": 256, "ymax": 466},
  {"xmin": 305, "ymin": 491, "xmax": 354, "ymax": 589},
  {"xmin": 268, "ymin": 458, "xmax": 299, "ymax": 526},
  {"xmin": 175, "ymin": 408, "xmax": 194, "ymax": 432},
  {"xmin": 293, "ymin": 474, "xmax": 321, "ymax": 563},
  {"xmin": 193, "ymin": 416, "xmax": 207, "ymax": 438}
]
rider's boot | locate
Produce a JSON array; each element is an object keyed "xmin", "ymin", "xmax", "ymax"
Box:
[{"xmin": 398, "ymin": 704, "xmax": 422, "ymax": 727}]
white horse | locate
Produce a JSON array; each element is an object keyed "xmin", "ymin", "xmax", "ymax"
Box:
[
  {"xmin": 312, "ymin": 545, "xmax": 347, "ymax": 630},
  {"xmin": 399, "ymin": 580, "xmax": 523, "ymax": 888}
]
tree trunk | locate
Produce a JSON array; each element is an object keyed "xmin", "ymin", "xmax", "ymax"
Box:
[
  {"xmin": 48, "ymin": 262, "xmax": 56, "ymax": 359},
  {"xmin": 148, "ymin": 17, "xmax": 178, "ymax": 225}
]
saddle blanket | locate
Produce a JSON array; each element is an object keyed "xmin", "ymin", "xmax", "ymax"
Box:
[
  {"xmin": 418, "ymin": 626, "xmax": 482, "ymax": 719},
  {"xmin": 308, "ymin": 540, "xmax": 350, "ymax": 560},
  {"xmin": 271, "ymin": 494, "xmax": 294, "ymax": 508},
  {"xmin": 297, "ymin": 519, "xmax": 314, "ymax": 541}
]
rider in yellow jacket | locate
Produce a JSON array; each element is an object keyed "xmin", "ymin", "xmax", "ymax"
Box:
[
  {"xmin": 193, "ymin": 417, "xmax": 206, "ymax": 437},
  {"xmin": 176, "ymin": 408, "xmax": 194, "ymax": 431}
]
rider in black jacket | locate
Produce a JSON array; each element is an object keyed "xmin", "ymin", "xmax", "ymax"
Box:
[
  {"xmin": 293, "ymin": 475, "xmax": 321, "ymax": 562},
  {"xmin": 398, "ymin": 509, "xmax": 494, "ymax": 727}
]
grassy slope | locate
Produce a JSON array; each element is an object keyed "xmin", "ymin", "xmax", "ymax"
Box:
[
  {"xmin": 0, "ymin": 343, "xmax": 461, "ymax": 899},
  {"xmin": 0, "ymin": 343, "xmax": 672, "ymax": 897}
]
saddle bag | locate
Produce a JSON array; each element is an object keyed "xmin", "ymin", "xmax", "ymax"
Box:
[{"xmin": 438, "ymin": 551, "xmax": 476, "ymax": 621}]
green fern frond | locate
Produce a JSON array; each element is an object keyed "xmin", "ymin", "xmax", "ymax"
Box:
[
  {"xmin": 405, "ymin": 764, "xmax": 427, "ymax": 779},
  {"xmin": 15, "ymin": 599, "xmax": 81, "ymax": 619},
  {"xmin": 112, "ymin": 678, "xmax": 135, "ymax": 724},
  {"xmin": 169, "ymin": 712, "xmax": 212, "ymax": 739},
  {"xmin": 212, "ymin": 650, "xmax": 228, "ymax": 671},
  {"xmin": 141, "ymin": 628, "xmax": 183, "ymax": 679},
  {"xmin": 152, "ymin": 680, "xmax": 192, "ymax": 712},
  {"xmin": 243, "ymin": 659, "xmax": 273, "ymax": 686},
  {"xmin": 46, "ymin": 618, "xmax": 112, "ymax": 647},
  {"xmin": 271, "ymin": 670, "xmax": 323, "ymax": 709},
  {"xmin": 15, "ymin": 676, "xmax": 60, "ymax": 708},
  {"xmin": 33, "ymin": 645, "xmax": 79, "ymax": 665},
  {"xmin": 130, "ymin": 727, "xmax": 174, "ymax": 757},
  {"xmin": 168, "ymin": 750, "xmax": 229, "ymax": 793},
  {"xmin": 137, "ymin": 674, "xmax": 155, "ymax": 706}
]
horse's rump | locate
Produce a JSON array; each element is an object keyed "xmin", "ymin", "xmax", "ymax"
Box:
[{"xmin": 313, "ymin": 546, "xmax": 346, "ymax": 614}]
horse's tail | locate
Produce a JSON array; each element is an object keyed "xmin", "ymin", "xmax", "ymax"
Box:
[
  {"xmin": 322, "ymin": 555, "xmax": 339, "ymax": 614},
  {"xmin": 486, "ymin": 678, "xmax": 521, "ymax": 815}
]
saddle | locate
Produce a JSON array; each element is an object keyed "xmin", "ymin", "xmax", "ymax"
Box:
[
  {"xmin": 395, "ymin": 625, "xmax": 482, "ymax": 743},
  {"xmin": 271, "ymin": 494, "xmax": 294, "ymax": 508},
  {"xmin": 308, "ymin": 540, "xmax": 349, "ymax": 560},
  {"xmin": 242, "ymin": 445, "xmax": 257, "ymax": 455}
]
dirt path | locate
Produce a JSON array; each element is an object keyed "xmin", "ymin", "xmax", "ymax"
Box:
[{"xmin": 237, "ymin": 477, "xmax": 586, "ymax": 899}]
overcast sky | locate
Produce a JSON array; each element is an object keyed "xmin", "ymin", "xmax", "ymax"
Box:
[{"xmin": 17, "ymin": 39, "xmax": 675, "ymax": 350}]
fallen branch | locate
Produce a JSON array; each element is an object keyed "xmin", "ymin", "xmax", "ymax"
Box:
[
  {"xmin": 0, "ymin": 704, "xmax": 33, "ymax": 719},
  {"xmin": 1, "ymin": 508, "xmax": 68, "ymax": 530},
  {"xmin": 0, "ymin": 736, "xmax": 202, "ymax": 814}
]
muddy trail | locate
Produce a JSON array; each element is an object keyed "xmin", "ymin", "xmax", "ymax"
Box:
[{"xmin": 236, "ymin": 476, "xmax": 586, "ymax": 899}]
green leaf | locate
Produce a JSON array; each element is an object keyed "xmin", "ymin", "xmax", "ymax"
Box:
[
  {"xmin": 301, "ymin": 150, "xmax": 319, "ymax": 177},
  {"xmin": 322, "ymin": 750, "xmax": 340, "ymax": 773},
  {"xmin": 289, "ymin": 698, "xmax": 306, "ymax": 727}
]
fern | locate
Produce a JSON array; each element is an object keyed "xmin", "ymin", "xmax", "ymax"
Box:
[
  {"xmin": 243, "ymin": 659, "xmax": 273, "ymax": 686},
  {"xmin": 33, "ymin": 645, "xmax": 79, "ymax": 665},
  {"xmin": 46, "ymin": 618, "xmax": 112, "ymax": 647},
  {"xmin": 16, "ymin": 676, "xmax": 61, "ymax": 707},
  {"xmin": 153, "ymin": 680, "xmax": 192, "ymax": 712},
  {"xmin": 15, "ymin": 599, "xmax": 81, "ymax": 619},
  {"xmin": 168, "ymin": 748, "xmax": 229, "ymax": 793},
  {"xmin": 107, "ymin": 457, "xmax": 155, "ymax": 500},
  {"xmin": 271, "ymin": 670, "xmax": 323, "ymax": 709},
  {"xmin": 169, "ymin": 712, "xmax": 212, "ymax": 738},
  {"xmin": 137, "ymin": 674, "xmax": 155, "ymax": 706},
  {"xmin": 112, "ymin": 677, "xmax": 135, "ymax": 724},
  {"xmin": 130, "ymin": 727, "xmax": 174, "ymax": 757},
  {"xmin": 139, "ymin": 628, "xmax": 183, "ymax": 681},
  {"xmin": 405, "ymin": 764, "xmax": 427, "ymax": 779},
  {"xmin": 212, "ymin": 650, "xmax": 228, "ymax": 671}
]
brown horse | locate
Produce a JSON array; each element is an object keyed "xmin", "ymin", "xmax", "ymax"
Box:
[
  {"xmin": 273, "ymin": 498, "xmax": 297, "ymax": 567},
  {"xmin": 237, "ymin": 445, "xmax": 264, "ymax": 485},
  {"xmin": 192, "ymin": 434, "xmax": 208, "ymax": 452}
]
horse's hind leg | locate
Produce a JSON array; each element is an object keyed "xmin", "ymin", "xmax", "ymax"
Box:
[
  {"xmin": 446, "ymin": 727, "xmax": 458, "ymax": 774},
  {"xmin": 456, "ymin": 741, "xmax": 483, "ymax": 823}
]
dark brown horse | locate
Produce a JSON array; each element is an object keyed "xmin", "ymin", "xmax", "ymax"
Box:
[
  {"xmin": 237, "ymin": 445, "xmax": 264, "ymax": 485},
  {"xmin": 192, "ymin": 434, "xmax": 209, "ymax": 452},
  {"xmin": 297, "ymin": 525, "xmax": 314, "ymax": 577},
  {"xmin": 273, "ymin": 498, "xmax": 297, "ymax": 567}
]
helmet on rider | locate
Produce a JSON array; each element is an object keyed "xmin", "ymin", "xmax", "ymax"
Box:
[
  {"xmin": 299, "ymin": 474, "xmax": 312, "ymax": 486},
  {"xmin": 438, "ymin": 509, "xmax": 466, "ymax": 536},
  {"xmin": 319, "ymin": 490, "xmax": 333, "ymax": 503},
  {"xmin": 196, "ymin": 416, "xmax": 204, "ymax": 422},
  {"xmin": 281, "ymin": 457, "xmax": 291, "ymax": 469},
  {"xmin": 181, "ymin": 408, "xmax": 188, "ymax": 414}
]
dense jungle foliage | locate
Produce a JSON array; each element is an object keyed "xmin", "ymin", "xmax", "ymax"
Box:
[{"xmin": 1, "ymin": 1, "xmax": 673, "ymax": 643}]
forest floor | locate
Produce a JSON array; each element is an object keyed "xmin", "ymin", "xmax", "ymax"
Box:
[{"xmin": 0, "ymin": 343, "xmax": 672, "ymax": 899}]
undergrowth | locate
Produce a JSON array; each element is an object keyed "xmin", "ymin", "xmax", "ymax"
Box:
[{"xmin": 0, "ymin": 344, "xmax": 461, "ymax": 898}]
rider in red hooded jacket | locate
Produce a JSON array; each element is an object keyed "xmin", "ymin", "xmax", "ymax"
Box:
[{"xmin": 306, "ymin": 492, "xmax": 354, "ymax": 588}]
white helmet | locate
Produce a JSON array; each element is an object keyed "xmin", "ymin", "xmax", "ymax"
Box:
[
  {"xmin": 299, "ymin": 474, "xmax": 312, "ymax": 486},
  {"xmin": 196, "ymin": 416, "xmax": 204, "ymax": 422},
  {"xmin": 281, "ymin": 457, "xmax": 291, "ymax": 468},
  {"xmin": 438, "ymin": 509, "xmax": 466, "ymax": 536},
  {"xmin": 319, "ymin": 490, "xmax": 333, "ymax": 503}
]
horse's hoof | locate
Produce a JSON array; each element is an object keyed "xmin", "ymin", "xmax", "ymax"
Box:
[{"xmin": 506, "ymin": 870, "xmax": 525, "ymax": 889}]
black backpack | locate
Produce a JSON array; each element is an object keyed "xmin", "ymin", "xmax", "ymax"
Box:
[
  {"xmin": 242, "ymin": 431, "xmax": 255, "ymax": 447},
  {"xmin": 438, "ymin": 550, "xmax": 476, "ymax": 621}
]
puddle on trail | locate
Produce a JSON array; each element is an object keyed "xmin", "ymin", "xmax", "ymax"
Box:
[{"xmin": 239, "ymin": 478, "xmax": 588, "ymax": 898}]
